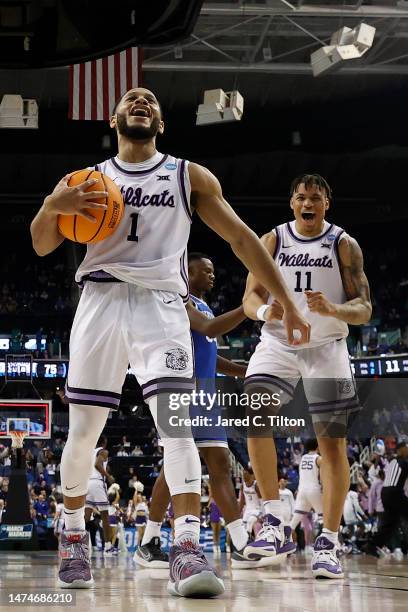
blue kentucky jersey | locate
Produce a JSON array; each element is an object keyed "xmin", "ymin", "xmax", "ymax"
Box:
[{"xmin": 190, "ymin": 294, "xmax": 217, "ymax": 390}]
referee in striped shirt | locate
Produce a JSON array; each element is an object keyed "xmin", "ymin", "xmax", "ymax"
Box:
[{"xmin": 364, "ymin": 442, "xmax": 408, "ymax": 556}]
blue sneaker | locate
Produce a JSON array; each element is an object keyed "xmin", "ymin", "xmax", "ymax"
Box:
[
  {"xmin": 312, "ymin": 535, "xmax": 344, "ymax": 579},
  {"xmin": 167, "ymin": 540, "xmax": 225, "ymax": 597}
]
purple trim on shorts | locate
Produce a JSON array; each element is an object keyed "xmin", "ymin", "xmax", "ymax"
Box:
[
  {"xmin": 309, "ymin": 399, "xmax": 360, "ymax": 414},
  {"xmin": 273, "ymin": 226, "xmax": 281, "ymax": 259},
  {"xmin": 244, "ymin": 373, "xmax": 295, "ymax": 397},
  {"xmin": 178, "ymin": 159, "xmax": 193, "ymax": 222},
  {"xmin": 83, "ymin": 271, "xmax": 123, "ymax": 283},
  {"xmin": 66, "ymin": 384, "xmax": 121, "ymax": 408},
  {"xmin": 85, "ymin": 499, "xmax": 109, "ymax": 507},
  {"xmin": 110, "ymin": 154, "xmax": 169, "ymax": 176},
  {"xmin": 287, "ymin": 222, "xmax": 334, "ymax": 243},
  {"xmin": 141, "ymin": 377, "xmax": 195, "ymax": 400}
]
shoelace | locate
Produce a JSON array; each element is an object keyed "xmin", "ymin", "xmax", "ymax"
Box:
[
  {"xmin": 256, "ymin": 523, "xmax": 283, "ymax": 545},
  {"xmin": 314, "ymin": 549, "xmax": 339, "ymax": 566},
  {"xmin": 62, "ymin": 540, "xmax": 90, "ymax": 563},
  {"xmin": 172, "ymin": 549, "xmax": 208, "ymax": 580}
]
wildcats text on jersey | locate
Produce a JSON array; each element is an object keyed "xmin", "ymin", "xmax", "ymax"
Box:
[
  {"xmin": 278, "ymin": 253, "xmax": 333, "ymax": 268},
  {"xmin": 121, "ymin": 186, "xmax": 175, "ymax": 208}
]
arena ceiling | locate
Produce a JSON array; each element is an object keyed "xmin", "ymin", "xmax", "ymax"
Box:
[
  {"xmin": 1, "ymin": 0, "xmax": 407, "ymax": 112},
  {"xmin": 145, "ymin": 0, "xmax": 408, "ymax": 76}
]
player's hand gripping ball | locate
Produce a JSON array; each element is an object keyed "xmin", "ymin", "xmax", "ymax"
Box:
[{"xmin": 57, "ymin": 169, "xmax": 124, "ymax": 243}]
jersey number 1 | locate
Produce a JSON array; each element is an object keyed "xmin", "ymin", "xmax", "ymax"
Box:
[
  {"xmin": 127, "ymin": 213, "xmax": 139, "ymax": 242},
  {"xmin": 294, "ymin": 271, "xmax": 312, "ymax": 292}
]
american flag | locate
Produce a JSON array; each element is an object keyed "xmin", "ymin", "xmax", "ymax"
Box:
[{"xmin": 69, "ymin": 47, "xmax": 142, "ymax": 121}]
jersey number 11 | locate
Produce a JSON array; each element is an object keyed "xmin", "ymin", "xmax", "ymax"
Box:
[{"xmin": 294, "ymin": 271, "xmax": 312, "ymax": 292}]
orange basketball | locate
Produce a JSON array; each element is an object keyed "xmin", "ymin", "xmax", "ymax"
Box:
[{"xmin": 57, "ymin": 169, "xmax": 124, "ymax": 243}]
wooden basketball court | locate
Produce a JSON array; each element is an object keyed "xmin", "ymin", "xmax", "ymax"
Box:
[{"xmin": 1, "ymin": 552, "xmax": 407, "ymax": 611}]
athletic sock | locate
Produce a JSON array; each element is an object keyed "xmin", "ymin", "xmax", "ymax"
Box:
[
  {"xmin": 63, "ymin": 507, "xmax": 85, "ymax": 531},
  {"xmin": 174, "ymin": 515, "xmax": 200, "ymax": 546},
  {"xmin": 227, "ymin": 518, "xmax": 248, "ymax": 551},
  {"xmin": 321, "ymin": 528, "xmax": 339, "ymax": 546},
  {"xmin": 105, "ymin": 541, "xmax": 112, "ymax": 551},
  {"xmin": 263, "ymin": 500, "xmax": 283, "ymax": 522},
  {"xmin": 141, "ymin": 519, "xmax": 162, "ymax": 546}
]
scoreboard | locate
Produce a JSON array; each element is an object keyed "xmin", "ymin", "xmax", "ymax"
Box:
[{"xmin": 350, "ymin": 354, "xmax": 408, "ymax": 377}]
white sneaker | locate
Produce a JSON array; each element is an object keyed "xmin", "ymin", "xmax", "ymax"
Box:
[{"xmin": 312, "ymin": 535, "xmax": 344, "ymax": 579}]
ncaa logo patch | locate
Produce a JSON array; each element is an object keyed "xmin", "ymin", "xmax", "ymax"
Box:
[
  {"xmin": 327, "ymin": 234, "xmax": 336, "ymax": 241},
  {"xmin": 165, "ymin": 162, "xmax": 177, "ymax": 171},
  {"xmin": 165, "ymin": 348, "xmax": 189, "ymax": 371}
]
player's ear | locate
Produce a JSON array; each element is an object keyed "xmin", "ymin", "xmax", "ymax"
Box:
[
  {"xmin": 325, "ymin": 198, "xmax": 330, "ymax": 211},
  {"xmin": 158, "ymin": 119, "xmax": 165, "ymax": 135},
  {"xmin": 289, "ymin": 196, "xmax": 294, "ymax": 212},
  {"xmin": 110, "ymin": 114, "xmax": 117, "ymax": 129}
]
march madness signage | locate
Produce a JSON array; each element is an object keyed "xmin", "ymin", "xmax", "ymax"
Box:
[{"xmin": 0, "ymin": 524, "xmax": 33, "ymax": 540}]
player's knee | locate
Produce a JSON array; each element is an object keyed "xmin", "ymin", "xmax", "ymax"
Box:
[
  {"xmin": 318, "ymin": 437, "xmax": 346, "ymax": 460},
  {"xmin": 203, "ymin": 448, "xmax": 230, "ymax": 479}
]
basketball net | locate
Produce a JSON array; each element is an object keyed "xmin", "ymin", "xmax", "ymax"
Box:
[{"xmin": 10, "ymin": 431, "xmax": 27, "ymax": 449}]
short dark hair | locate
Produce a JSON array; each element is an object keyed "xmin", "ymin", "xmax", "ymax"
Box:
[
  {"xmin": 188, "ymin": 252, "xmax": 211, "ymax": 265},
  {"xmin": 396, "ymin": 441, "xmax": 408, "ymax": 451},
  {"xmin": 111, "ymin": 90, "xmax": 163, "ymax": 118},
  {"xmin": 97, "ymin": 434, "xmax": 107, "ymax": 446},
  {"xmin": 290, "ymin": 174, "xmax": 332, "ymax": 201},
  {"xmin": 304, "ymin": 438, "xmax": 318, "ymax": 453},
  {"xmin": 108, "ymin": 492, "xmax": 116, "ymax": 504}
]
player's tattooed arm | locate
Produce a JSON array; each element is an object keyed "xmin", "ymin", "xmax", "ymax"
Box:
[
  {"xmin": 305, "ymin": 236, "xmax": 372, "ymax": 325},
  {"xmin": 186, "ymin": 300, "xmax": 246, "ymax": 338},
  {"xmin": 189, "ymin": 162, "xmax": 310, "ymax": 345}
]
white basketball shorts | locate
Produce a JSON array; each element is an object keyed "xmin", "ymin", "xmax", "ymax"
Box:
[
  {"xmin": 85, "ymin": 478, "xmax": 109, "ymax": 512},
  {"xmin": 294, "ymin": 488, "xmax": 323, "ymax": 516},
  {"xmin": 244, "ymin": 336, "xmax": 360, "ymax": 432},
  {"xmin": 66, "ymin": 279, "xmax": 194, "ymax": 409}
]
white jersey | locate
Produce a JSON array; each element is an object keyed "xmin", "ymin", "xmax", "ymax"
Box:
[
  {"xmin": 262, "ymin": 220, "xmax": 348, "ymax": 348},
  {"xmin": 243, "ymin": 481, "xmax": 261, "ymax": 512},
  {"xmin": 90, "ymin": 447, "xmax": 107, "ymax": 481},
  {"xmin": 135, "ymin": 501, "xmax": 148, "ymax": 515},
  {"xmin": 75, "ymin": 152, "xmax": 192, "ymax": 300},
  {"xmin": 298, "ymin": 453, "xmax": 321, "ymax": 490}
]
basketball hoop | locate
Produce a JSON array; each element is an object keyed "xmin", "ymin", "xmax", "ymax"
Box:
[
  {"xmin": 10, "ymin": 431, "xmax": 27, "ymax": 449},
  {"xmin": 6, "ymin": 417, "xmax": 30, "ymax": 449}
]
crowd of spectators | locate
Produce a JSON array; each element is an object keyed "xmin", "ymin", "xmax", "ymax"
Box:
[
  {"xmin": 0, "ymin": 256, "xmax": 73, "ymax": 317},
  {"xmin": 1, "ymin": 233, "xmax": 408, "ymax": 359}
]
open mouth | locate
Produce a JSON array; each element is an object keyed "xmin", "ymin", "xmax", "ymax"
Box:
[
  {"xmin": 130, "ymin": 107, "xmax": 151, "ymax": 118},
  {"xmin": 301, "ymin": 212, "xmax": 316, "ymax": 221}
]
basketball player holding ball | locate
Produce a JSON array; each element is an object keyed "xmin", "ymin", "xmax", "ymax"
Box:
[
  {"xmin": 30, "ymin": 88, "xmax": 310, "ymax": 598},
  {"xmin": 243, "ymin": 174, "xmax": 372, "ymax": 578}
]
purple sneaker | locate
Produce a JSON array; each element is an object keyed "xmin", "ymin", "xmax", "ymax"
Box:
[
  {"xmin": 244, "ymin": 515, "xmax": 296, "ymax": 567},
  {"xmin": 167, "ymin": 540, "xmax": 225, "ymax": 597},
  {"xmin": 312, "ymin": 536, "xmax": 344, "ymax": 579},
  {"xmin": 57, "ymin": 530, "xmax": 94, "ymax": 588}
]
